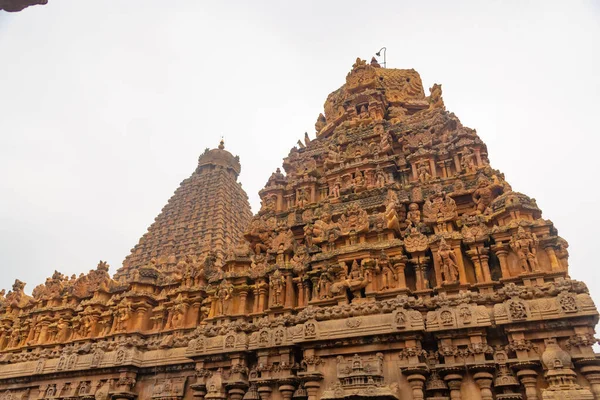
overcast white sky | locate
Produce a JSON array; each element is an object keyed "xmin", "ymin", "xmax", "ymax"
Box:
[{"xmin": 0, "ymin": 1, "xmax": 599, "ymax": 307}]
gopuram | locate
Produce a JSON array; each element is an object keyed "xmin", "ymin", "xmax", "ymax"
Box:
[{"xmin": 0, "ymin": 58, "xmax": 597, "ymax": 400}]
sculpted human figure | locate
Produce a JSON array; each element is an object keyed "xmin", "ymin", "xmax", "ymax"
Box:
[
  {"xmin": 436, "ymin": 239, "xmax": 459, "ymax": 284},
  {"xmin": 510, "ymin": 227, "xmax": 539, "ymax": 273},
  {"xmin": 379, "ymin": 252, "xmax": 397, "ymax": 290},
  {"xmin": 330, "ymin": 178, "xmax": 341, "ymax": 199},
  {"xmin": 385, "ymin": 198, "xmax": 401, "ymax": 234},
  {"xmin": 358, "ymin": 105, "xmax": 369, "ymax": 119},
  {"xmin": 375, "ymin": 166, "xmax": 387, "ymax": 188},
  {"xmin": 380, "ymin": 131, "xmax": 393, "ymax": 154},
  {"xmin": 270, "ymin": 271, "xmax": 285, "ymax": 307},
  {"xmin": 296, "ymin": 188, "xmax": 309, "ymax": 208},
  {"xmin": 407, "ymin": 203, "xmax": 421, "ymax": 227},
  {"xmin": 472, "ymin": 176, "xmax": 499, "ymax": 214},
  {"xmin": 325, "ymin": 144, "xmax": 340, "ymax": 167},
  {"xmin": 318, "ymin": 273, "xmax": 331, "ymax": 299},
  {"xmin": 417, "ymin": 161, "xmax": 432, "ymax": 183},
  {"xmin": 460, "ymin": 146, "xmax": 477, "ymax": 173},
  {"xmin": 216, "ymin": 281, "xmax": 233, "ymax": 315},
  {"xmin": 354, "ymin": 169, "xmax": 365, "ymax": 190},
  {"xmin": 115, "ymin": 299, "xmax": 132, "ymax": 332}
]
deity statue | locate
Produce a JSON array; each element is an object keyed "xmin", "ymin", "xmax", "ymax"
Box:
[
  {"xmin": 216, "ymin": 281, "xmax": 234, "ymax": 315},
  {"xmin": 385, "ymin": 198, "xmax": 401, "ymax": 234},
  {"xmin": 378, "ymin": 251, "xmax": 397, "ymax": 290},
  {"xmin": 380, "ymin": 131, "xmax": 393, "ymax": 154},
  {"xmin": 472, "ymin": 176, "xmax": 501, "ymax": 214},
  {"xmin": 296, "ymin": 188, "xmax": 310, "ymax": 208},
  {"xmin": 436, "ymin": 239, "xmax": 459, "ymax": 284},
  {"xmin": 269, "ymin": 270, "xmax": 286, "ymax": 306},
  {"xmin": 329, "ymin": 177, "xmax": 341, "ymax": 199},
  {"xmin": 317, "ymin": 273, "xmax": 331, "ymax": 299},
  {"xmin": 460, "ymin": 146, "xmax": 477, "ymax": 173},
  {"xmin": 325, "ymin": 144, "xmax": 341, "ymax": 168},
  {"xmin": 115, "ymin": 299, "xmax": 132, "ymax": 332},
  {"xmin": 417, "ymin": 161, "xmax": 432, "ymax": 183},
  {"xmin": 407, "ymin": 203, "xmax": 421, "ymax": 227},
  {"xmin": 375, "ymin": 166, "xmax": 387, "ymax": 188},
  {"xmin": 510, "ymin": 227, "xmax": 539, "ymax": 273}
]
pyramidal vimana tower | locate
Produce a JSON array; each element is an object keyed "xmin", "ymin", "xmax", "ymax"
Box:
[{"xmin": 0, "ymin": 58, "xmax": 597, "ymax": 400}]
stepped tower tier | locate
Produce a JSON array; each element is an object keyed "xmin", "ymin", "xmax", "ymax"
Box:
[
  {"xmin": 0, "ymin": 58, "xmax": 596, "ymax": 400},
  {"xmin": 116, "ymin": 140, "xmax": 252, "ymax": 281}
]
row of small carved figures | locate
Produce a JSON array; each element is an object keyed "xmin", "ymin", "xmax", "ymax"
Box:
[{"xmin": 0, "ymin": 278, "xmax": 588, "ymax": 354}]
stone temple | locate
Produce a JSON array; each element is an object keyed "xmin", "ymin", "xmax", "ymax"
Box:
[{"xmin": 0, "ymin": 58, "xmax": 598, "ymax": 400}]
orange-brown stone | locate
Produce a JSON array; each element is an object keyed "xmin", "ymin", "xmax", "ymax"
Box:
[{"xmin": 0, "ymin": 58, "xmax": 596, "ymax": 400}]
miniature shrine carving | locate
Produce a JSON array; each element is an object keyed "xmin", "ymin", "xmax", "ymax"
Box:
[{"xmin": 0, "ymin": 57, "xmax": 595, "ymax": 400}]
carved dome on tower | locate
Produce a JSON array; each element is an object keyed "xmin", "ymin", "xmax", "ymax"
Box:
[{"xmin": 197, "ymin": 139, "xmax": 242, "ymax": 177}]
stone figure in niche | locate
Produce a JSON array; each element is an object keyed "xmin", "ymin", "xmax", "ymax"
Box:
[
  {"xmin": 406, "ymin": 203, "xmax": 421, "ymax": 227},
  {"xmin": 436, "ymin": 238, "xmax": 459, "ymax": 284},
  {"xmin": 296, "ymin": 188, "xmax": 310, "ymax": 208},
  {"xmin": 216, "ymin": 281, "xmax": 234, "ymax": 315},
  {"xmin": 472, "ymin": 176, "xmax": 501, "ymax": 214},
  {"xmin": 375, "ymin": 166, "xmax": 387, "ymax": 187},
  {"xmin": 380, "ymin": 131, "xmax": 393, "ymax": 154},
  {"xmin": 460, "ymin": 146, "xmax": 477, "ymax": 173},
  {"xmin": 317, "ymin": 273, "xmax": 332, "ymax": 299},
  {"xmin": 270, "ymin": 269, "xmax": 285, "ymax": 306},
  {"xmin": 115, "ymin": 299, "xmax": 132, "ymax": 332},
  {"xmin": 510, "ymin": 227, "xmax": 539, "ymax": 273},
  {"xmin": 417, "ymin": 161, "xmax": 432, "ymax": 183},
  {"xmin": 380, "ymin": 263, "xmax": 397, "ymax": 290},
  {"xmin": 330, "ymin": 177, "xmax": 341, "ymax": 199}
]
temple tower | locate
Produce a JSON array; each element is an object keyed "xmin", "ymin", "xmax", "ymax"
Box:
[{"xmin": 117, "ymin": 140, "xmax": 252, "ymax": 280}]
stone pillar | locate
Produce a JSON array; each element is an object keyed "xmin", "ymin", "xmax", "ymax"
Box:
[
  {"xmin": 296, "ymin": 279, "xmax": 305, "ymax": 307},
  {"xmin": 452, "ymin": 244, "xmax": 468, "ymax": 285},
  {"xmin": 393, "ymin": 258, "xmax": 407, "ymax": 289},
  {"xmin": 580, "ymin": 365, "xmax": 600, "ymax": 399},
  {"xmin": 258, "ymin": 280, "xmax": 267, "ymax": 312},
  {"xmin": 406, "ymin": 374, "xmax": 426, "ymax": 400},
  {"xmin": 453, "ymin": 154, "xmax": 461, "ymax": 174},
  {"xmin": 252, "ymin": 285, "xmax": 260, "ymax": 314},
  {"xmin": 444, "ymin": 374, "xmax": 463, "ymax": 400},
  {"xmin": 412, "ymin": 255, "xmax": 430, "ymax": 291},
  {"xmin": 466, "ymin": 246, "xmax": 491, "ymax": 283},
  {"xmin": 279, "ymin": 384, "xmax": 295, "ymax": 400},
  {"xmin": 543, "ymin": 245, "xmax": 561, "ymax": 272},
  {"xmin": 304, "ymin": 381, "xmax": 321, "ymax": 400},
  {"xmin": 190, "ymin": 383, "xmax": 207, "ymax": 399},
  {"xmin": 238, "ymin": 290, "xmax": 248, "ymax": 315},
  {"xmin": 428, "ymin": 158, "xmax": 437, "ymax": 178},
  {"xmin": 411, "ymin": 162, "xmax": 418, "ymax": 182},
  {"xmin": 491, "ymin": 243, "xmax": 511, "ymax": 279},
  {"xmin": 227, "ymin": 387, "xmax": 246, "ymax": 400},
  {"xmin": 285, "ymin": 273, "xmax": 295, "ymax": 308},
  {"xmin": 257, "ymin": 384, "xmax": 272, "ymax": 400},
  {"xmin": 517, "ymin": 369, "xmax": 539, "ymax": 400},
  {"xmin": 473, "ymin": 372, "xmax": 494, "ymax": 400}
]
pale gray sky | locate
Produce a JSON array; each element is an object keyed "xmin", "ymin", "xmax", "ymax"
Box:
[{"xmin": 0, "ymin": 1, "xmax": 599, "ymax": 307}]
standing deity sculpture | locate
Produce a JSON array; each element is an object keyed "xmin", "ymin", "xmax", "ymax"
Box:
[
  {"xmin": 460, "ymin": 146, "xmax": 477, "ymax": 173},
  {"xmin": 472, "ymin": 176, "xmax": 501, "ymax": 214},
  {"xmin": 378, "ymin": 251, "xmax": 397, "ymax": 290},
  {"xmin": 417, "ymin": 161, "xmax": 432, "ymax": 183},
  {"xmin": 296, "ymin": 188, "xmax": 310, "ymax": 208},
  {"xmin": 436, "ymin": 239, "xmax": 459, "ymax": 284},
  {"xmin": 216, "ymin": 281, "xmax": 234, "ymax": 316},
  {"xmin": 330, "ymin": 177, "xmax": 341, "ymax": 199},
  {"xmin": 406, "ymin": 203, "xmax": 421, "ymax": 227},
  {"xmin": 375, "ymin": 166, "xmax": 387, "ymax": 188},
  {"xmin": 114, "ymin": 299, "xmax": 132, "ymax": 333},
  {"xmin": 269, "ymin": 270, "xmax": 286, "ymax": 307},
  {"xmin": 510, "ymin": 227, "xmax": 539, "ymax": 273}
]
